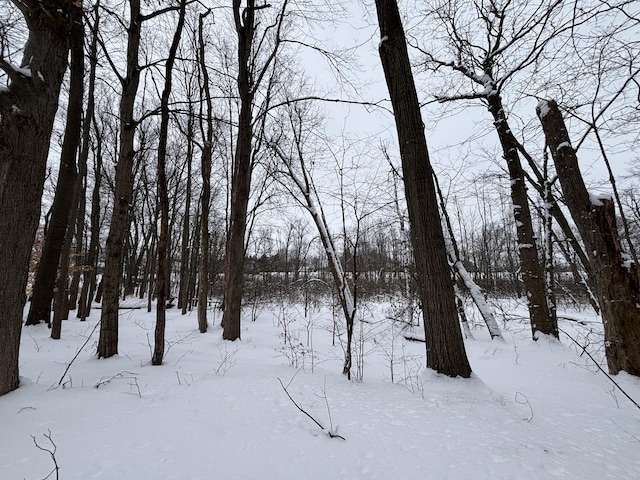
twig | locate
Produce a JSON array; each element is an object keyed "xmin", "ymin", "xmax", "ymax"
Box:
[
  {"xmin": 95, "ymin": 371, "xmax": 139, "ymax": 389},
  {"xmin": 57, "ymin": 320, "xmax": 101, "ymax": 386},
  {"xmin": 515, "ymin": 391, "xmax": 533, "ymax": 422},
  {"xmin": 277, "ymin": 377, "xmax": 345, "ymax": 440},
  {"xmin": 31, "ymin": 430, "xmax": 60, "ymax": 480},
  {"xmin": 559, "ymin": 327, "xmax": 640, "ymax": 411}
]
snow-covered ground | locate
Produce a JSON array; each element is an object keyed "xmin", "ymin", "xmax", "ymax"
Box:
[{"xmin": 2, "ymin": 297, "xmax": 639, "ymax": 479}]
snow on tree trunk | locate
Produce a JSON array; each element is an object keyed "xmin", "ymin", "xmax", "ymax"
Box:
[{"xmin": 537, "ymin": 99, "xmax": 640, "ymax": 376}]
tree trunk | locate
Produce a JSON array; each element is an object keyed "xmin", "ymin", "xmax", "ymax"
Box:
[
  {"xmin": 375, "ymin": 0, "xmax": 471, "ymax": 377},
  {"xmin": 537, "ymin": 99, "xmax": 640, "ymax": 375},
  {"xmin": 0, "ymin": 0, "xmax": 77, "ymax": 396},
  {"xmin": 78, "ymin": 124, "xmax": 103, "ymax": 321},
  {"xmin": 486, "ymin": 92, "xmax": 557, "ymax": 339},
  {"xmin": 152, "ymin": 0, "xmax": 187, "ymax": 366},
  {"xmin": 98, "ymin": 0, "xmax": 143, "ymax": 359},
  {"xmin": 25, "ymin": 9, "xmax": 84, "ymax": 327},
  {"xmin": 197, "ymin": 11, "xmax": 214, "ymax": 333},
  {"xmin": 222, "ymin": 1, "xmax": 258, "ymax": 341},
  {"xmin": 76, "ymin": 5, "xmax": 100, "ymax": 320}
]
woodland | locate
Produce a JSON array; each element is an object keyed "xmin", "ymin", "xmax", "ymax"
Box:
[{"xmin": 1, "ymin": 0, "xmax": 640, "ymax": 468}]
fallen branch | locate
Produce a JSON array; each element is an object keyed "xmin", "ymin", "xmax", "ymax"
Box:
[
  {"xmin": 277, "ymin": 377, "xmax": 345, "ymax": 440},
  {"xmin": 559, "ymin": 326, "xmax": 640, "ymax": 411},
  {"xmin": 57, "ymin": 320, "xmax": 101, "ymax": 386}
]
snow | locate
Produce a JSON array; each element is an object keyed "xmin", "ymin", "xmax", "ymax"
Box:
[
  {"xmin": 589, "ymin": 192, "xmax": 613, "ymax": 206},
  {"xmin": 537, "ymin": 100, "xmax": 551, "ymax": 118},
  {"xmin": 2, "ymin": 300, "xmax": 640, "ymax": 479},
  {"xmin": 556, "ymin": 141, "xmax": 572, "ymax": 151},
  {"xmin": 378, "ymin": 35, "xmax": 388, "ymax": 48}
]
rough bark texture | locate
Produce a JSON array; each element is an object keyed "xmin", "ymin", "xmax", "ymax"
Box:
[
  {"xmin": 537, "ymin": 99, "xmax": 640, "ymax": 375},
  {"xmin": 0, "ymin": 0, "xmax": 77, "ymax": 395},
  {"xmin": 486, "ymin": 93, "xmax": 557, "ymax": 339},
  {"xmin": 375, "ymin": 0, "xmax": 471, "ymax": 377},
  {"xmin": 98, "ymin": 0, "xmax": 143, "ymax": 358},
  {"xmin": 222, "ymin": 0, "xmax": 258, "ymax": 341},
  {"xmin": 49, "ymin": 14, "xmax": 85, "ymax": 339},
  {"xmin": 24, "ymin": 8, "xmax": 84, "ymax": 327}
]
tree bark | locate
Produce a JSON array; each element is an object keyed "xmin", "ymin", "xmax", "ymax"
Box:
[
  {"xmin": 537, "ymin": 99, "xmax": 640, "ymax": 375},
  {"xmin": 98, "ymin": 0, "xmax": 143, "ymax": 359},
  {"xmin": 486, "ymin": 92, "xmax": 558, "ymax": 339},
  {"xmin": 152, "ymin": 0, "xmax": 187, "ymax": 366},
  {"xmin": 222, "ymin": 0, "xmax": 258, "ymax": 341},
  {"xmin": 0, "ymin": 0, "xmax": 77, "ymax": 395},
  {"xmin": 375, "ymin": 0, "xmax": 471, "ymax": 377},
  {"xmin": 25, "ymin": 8, "xmax": 84, "ymax": 327},
  {"xmin": 197, "ymin": 11, "xmax": 214, "ymax": 333}
]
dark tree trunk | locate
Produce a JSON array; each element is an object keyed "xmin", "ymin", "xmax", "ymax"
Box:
[
  {"xmin": 98, "ymin": 0, "xmax": 143, "ymax": 359},
  {"xmin": 78, "ymin": 124, "xmax": 103, "ymax": 321},
  {"xmin": 197, "ymin": 11, "xmax": 214, "ymax": 333},
  {"xmin": 486, "ymin": 93, "xmax": 557, "ymax": 339},
  {"xmin": 25, "ymin": 9, "xmax": 84, "ymax": 327},
  {"xmin": 375, "ymin": 0, "xmax": 471, "ymax": 377},
  {"xmin": 178, "ymin": 112, "xmax": 194, "ymax": 314},
  {"xmin": 0, "ymin": 0, "xmax": 77, "ymax": 396},
  {"xmin": 537, "ymin": 99, "xmax": 640, "ymax": 375},
  {"xmin": 222, "ymin": 1, "xmax": 258, "ymax": 341},
  {"xmin": 152, "ymin": 0, "xmax": 186, "ymax": 366},
  {"xmin": 77, "ymin": 5, "xmax": 100, "ymax": 321}
]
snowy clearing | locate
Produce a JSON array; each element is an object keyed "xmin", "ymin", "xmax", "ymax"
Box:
[{"xmin": 2, "ymin": 299, "xmax": 640, "ymax": 479}]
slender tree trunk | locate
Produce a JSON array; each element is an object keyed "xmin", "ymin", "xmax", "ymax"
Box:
[
  {"xmin": 0, "ymin": 0, "xmax": 77, "ymax": 396},
  {"xmin": 486, "ymin": 92, "xmax": 557, "ymax": 339},
  {"xmin": 537, "ymin": 99, "xmax": 640, "ymax": 376},
  {"xmin": 78, "ymin": 126, "xmax": 103, "ymax": 321},
  {"xmin": 197, "ymin": 11, "xmax": 214, "ymax": 333},
  {"xmin": 152, "ymin": 0, "xmax": 186, "ymax": 365},
  {"xmin": 375, "ymin": 0, "xmax": 472, "ymax": 377},
  {"xmin": 98, "ymin": 0, "xmax": 143, "ymax": 358},
  {"xmin": 178, "ymin": 112, "xmax": 193, "ymax": 314}
]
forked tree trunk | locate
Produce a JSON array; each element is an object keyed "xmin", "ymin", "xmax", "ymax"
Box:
[
  {"xmin": 537, "ymin": 99, "xmax": 640, "ymax": 375},
  {"xmin": 0, "ymin": 0, "xmax": 77, "ymax": 396},
  {"xmin": 25, "ymin": 11, "xmax": 84, "ymax": 327},
  {"xmin": 375, "ymin": 0, "xmax": 471, "ymax": 377}
]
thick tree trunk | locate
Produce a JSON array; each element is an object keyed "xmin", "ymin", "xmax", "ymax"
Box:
[
  {"xmin": 537, "ymin": 99, "xmax": 640, "ymax": 375},
  {"xmin": 25, "ymin": 11, "xmax": 84, "ymax": 327},
  {"xmin": 222, "ymin": 1, "xmax": 258, "ymax": 341},
  {"xmin": 486, "ymin": 93, "xmax": 557, "ymax": 339},
  {"xmin": 375, "ymin": 0, "xmax": 471, "ymax": 377},
  {"xmin": 98, "ymin": 0, "xmax": 143, "ymax": 358},
  {"xmin": 0, "ymin": 0, "xmax": 77, "ymax": 395}
]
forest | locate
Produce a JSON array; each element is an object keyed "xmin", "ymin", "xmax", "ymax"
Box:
[
  {"xmin": 1, "ymin": 0, "xmax": 639, "ymax": 396},
  {"xmin": 1, "ymin": 0, "xmax": 640, "ymax": 477}
]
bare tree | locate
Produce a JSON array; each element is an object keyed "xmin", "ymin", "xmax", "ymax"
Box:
[
  {"xmin": 374, "ymin": 0, "xmax": 472, "ymax": 377},
  {"xmin": 152, "ymin": 0, "xmax": 187, "ymax": 366},
  {"xmin": 537, "ymin": 99, "xmax": 640, "ymax": 376},
  {"xmin": 0, "ymin": 0, "xmax": 79, "ymax": 396},
  {"xmin": 222, "ymin": 0, "xmax": 289, "ymax": 340}
]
